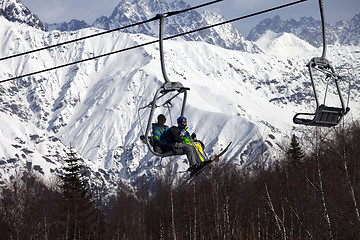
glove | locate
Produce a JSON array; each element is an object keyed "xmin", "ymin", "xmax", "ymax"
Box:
[
  {"xmin": 180, "ymin": 129, "xmax": 187, "ymax": 136},
  {"xmin": 191, "ymin": 133, "xmax": 197, "ymax": 140}
]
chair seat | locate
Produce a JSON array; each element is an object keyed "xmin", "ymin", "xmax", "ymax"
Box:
[
  {"xmin": 140, "ymin": 135, "xmax": 185, "ymax": 156},
  {"xmin": 293, "ymin": 105, "xmax": 345, "ymax": 127}
]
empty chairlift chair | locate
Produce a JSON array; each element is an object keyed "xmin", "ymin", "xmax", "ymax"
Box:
[
  {"xmin": 293, "ymin": 0, "xmax": 350, "ymax": 127},
  {"xmin": 293, "ymin": 57, "xmax": 350, "ymax": 127}
]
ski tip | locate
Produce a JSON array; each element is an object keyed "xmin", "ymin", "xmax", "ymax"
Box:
[{"xmin": 222, "ymin": 141, "xmax": 232, "ymax": 151}]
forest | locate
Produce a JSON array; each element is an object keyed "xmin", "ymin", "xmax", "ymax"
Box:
[{"xmin": 0, "ymin": 121, "xmax": 359, "ymax": 240}]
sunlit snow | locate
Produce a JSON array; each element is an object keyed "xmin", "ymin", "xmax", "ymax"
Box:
[{"xmin": 0, "ymin": 16, "xmax": 359, "ymax": 190}]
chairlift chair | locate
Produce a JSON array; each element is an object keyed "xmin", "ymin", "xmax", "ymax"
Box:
[
  {"xmin": 293, "ymin": 57, "xmax": 350, "ymax": 127},
  {"xmin": 139, "ymin": 14, "xmax": 190, "ymax": 157},
  {"xmin": 293, "ymin": 0, "xmax": 350, "ymax": 127}
]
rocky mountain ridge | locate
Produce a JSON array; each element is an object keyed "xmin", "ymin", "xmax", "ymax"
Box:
[
  {"xmin": 2, "ymin": 0, "xmax": 358, "ymax": 49},
  {"xmin": 0, "ymin": 0, "xmax": 45, "ymax": 30},
  {"xmin": 247, "ymin": 14, "xmax": 360, "ymax": 47},
  {"xmin": 45, "ymin": 0, "xmax": 258, "ymax": 52}
]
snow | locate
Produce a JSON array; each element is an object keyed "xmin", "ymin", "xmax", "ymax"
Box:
[
  {"xmin": 0, "ymin": 15, "xmax": 359, "ymax": 189},
  {"xmin": 255, "ymin": 30, "xmax": 317, "ymax": 57}
]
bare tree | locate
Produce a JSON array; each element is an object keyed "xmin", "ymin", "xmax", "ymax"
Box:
[{"xmin": 314, "ymin": 129, "xmax": 334, "ymax": 240}]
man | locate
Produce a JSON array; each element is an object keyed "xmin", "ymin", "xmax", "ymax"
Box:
[
  {"xmin": 152, "ymin": 114, "xmax": 169, "ymax": 153},
  {"xmin": 163, "ymin": 116, "xmax": 203, "ymax": 172}
]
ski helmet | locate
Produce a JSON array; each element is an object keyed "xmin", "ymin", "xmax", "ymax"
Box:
[
  {"xmin": 177, "ymin": 116, "xmax": 187, "ymax": 125},
  {"xmin": 157, "ymin": 114, "xmax": 166, "ymax": 121}
]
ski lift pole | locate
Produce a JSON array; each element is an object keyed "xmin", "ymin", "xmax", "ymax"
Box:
[
  {"xmin": 318, "ymin": 0, "xmax": 326, "ymax": 60},
  {"xmin": 159, "ymin": 14, "xmax": 170, "ymax": 84},
  {"xmin": 158, "ymin": 13, "xmax": 188, "ymax": 116}
]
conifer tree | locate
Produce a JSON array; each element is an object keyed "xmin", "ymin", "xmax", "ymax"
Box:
[
  {"xmin": 59, "ymin": 146, "xmax": 100, "ymax": 239},
  {"xmin": 60, "ymin": 147, "xmax": 89, "ymax": 204},
  {"xmin": 286, "ymin": 134, "xmax": 305, "ymax": 166}
]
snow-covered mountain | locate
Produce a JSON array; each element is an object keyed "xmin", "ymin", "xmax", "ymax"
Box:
[
  {"xmin": 338, "ymin": 13, "xmax": 360, "ymax": 46},
  {"xmin": 46, "ymin": 19, "xmax": 90, "ymax": 32},
  {"xmin": 50, "ymin": 0, "xmax": 258, "ymax": 52},
  {"xmin": 0, "ymin": 0, "xmax": 45, "ymax": 31},
  {"xmin": 0, "ymin": 1, "xmax": 359, "ymax": 194},
  {"xmin": 247, "ymin": 14, "xmax": 360, "ymax": 47}
]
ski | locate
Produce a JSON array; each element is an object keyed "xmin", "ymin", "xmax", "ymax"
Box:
[{"xmin": 179, "ymin": 141, "xmax": 232, "ymax": 187}]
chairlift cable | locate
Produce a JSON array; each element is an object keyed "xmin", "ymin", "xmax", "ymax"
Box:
[
  {"xmin": 0, "ymin": 0, "xmax": 308, "ymax": 84},
  {"xmin": 167, "ymin": 0, "xmax": 308, "ymax": 38},
  {"xmin": 0, "ymin": 0, "xmax": 223, "ymax": 62},
  {"xmin": 0, "ymin": 18, "xmax": 158, "ymax": 62},
  {"xmin": 0, "ymin": 38, "xmax": 158, "ymax": 84},
  {"xmin": 164, "ymin": 0, "xmax": 223, "ymax": 18}
]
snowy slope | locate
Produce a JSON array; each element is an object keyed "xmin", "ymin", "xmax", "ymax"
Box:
[
  {"xmin": 0, "ymin": 16, "xmax": 359, "ymax": 190},
  {"xmin": 254, "ymin": 31, "xmax": 317, "ymax": 57}
]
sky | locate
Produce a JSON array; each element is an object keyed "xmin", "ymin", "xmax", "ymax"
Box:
[{"xmin": 21, "ymin": 0, "xmax": 360, "ymax": 36}]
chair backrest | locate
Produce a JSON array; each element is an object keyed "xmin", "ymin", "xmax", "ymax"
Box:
[
  {"xmin": 141, "ymin": 135, "xmax": 164, "ymax": 153},
  {"xmin": 313, "ymin": 105, "xmax": 343, "ymax": 126},
  {"xmin": 293, "ymin": 105, "xmax": 346, "ymax": 127},
  {"xmin": 148, "ymin": 136, "xmax": 155, "ymax": 148}
]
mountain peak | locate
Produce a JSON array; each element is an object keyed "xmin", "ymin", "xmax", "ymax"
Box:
[
  {"xmin": 247, "ymin": 13, "xmax": 360, "ymax": 47},
  {"xmin": 45, "ymin": 19, "xmax": 90, "ymax": 32},
  {"xmin": 246, "ymin": 15, "xmax": 327, "ymax": 47},
  {"xmin": 91, "ymin": 0, "xmax": 258, "ymax": 52},
  {"xmin": 0, "ymin": 0, "xmax": 45, "ymax": 31},
  {"xmin": 254, "ymin": 30, "xmax": 316, "ymax": 57},
  {"xmin": 339, "ymin": 12, "xmax": 360, "ymax": 46}
]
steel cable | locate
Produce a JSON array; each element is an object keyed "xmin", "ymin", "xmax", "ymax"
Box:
[{"xmin": 0, "ymin": 0, "xmax": 308, "ymax": 84}]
